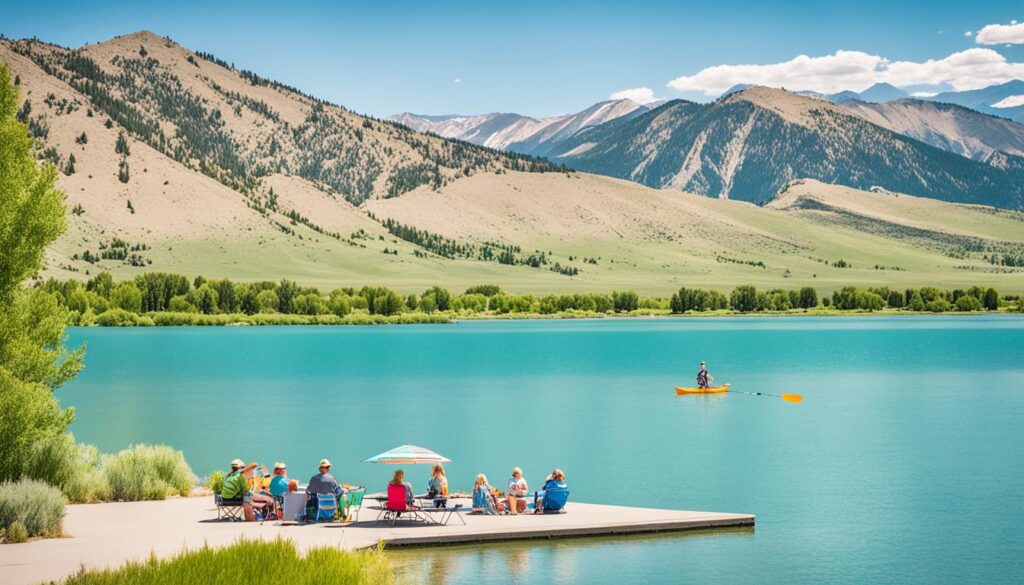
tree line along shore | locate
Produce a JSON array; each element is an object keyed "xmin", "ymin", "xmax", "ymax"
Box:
[{"xmin": 34, "ymin": 272, "xmax": 1023, "ymax": 327}]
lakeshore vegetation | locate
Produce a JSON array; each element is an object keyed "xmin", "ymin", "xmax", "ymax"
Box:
[
  {"xmin": 33, "ymin": 270, "xmax": 1023, "ymax": 327},
  {"xmin": 60, "ymin": 539, "xmax": 394, "ymax": 585},
  {"xmin": 0, "ymin": 65, "xmax": 195, "ymax": 545}
]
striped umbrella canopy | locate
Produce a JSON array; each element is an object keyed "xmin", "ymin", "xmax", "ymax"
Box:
[{"xmin": 363, "ymin": 444, "xmax": 452, "ymax": 465}]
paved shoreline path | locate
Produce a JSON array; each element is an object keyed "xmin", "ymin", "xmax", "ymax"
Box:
[{"xmin": 0, "ymin": 497, "xmax": 754, "ymax": 584}]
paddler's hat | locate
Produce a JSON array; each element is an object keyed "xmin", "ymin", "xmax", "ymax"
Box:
[
  {"xmin": 319, "ymin": 458, "xmax": 332, "ymax": 468},
  {"xmin": 230, "ymin": 458, "xmax": 245, "ymax": 469}
]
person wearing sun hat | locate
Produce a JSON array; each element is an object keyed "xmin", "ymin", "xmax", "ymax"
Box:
[
  {"xmin": 306, "ymin": 458, "xmax": 346, "ymax": 513},
  {"xmin": 269, "ymin": 462, "xmax": 290, "ymax": 498},
  {"xmin": 221, "ymin": 458, "xmax": 248, "ymax": 502}
]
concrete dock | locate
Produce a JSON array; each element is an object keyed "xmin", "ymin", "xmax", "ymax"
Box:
[{"xmin": 0, "ymin": 497, "xmax": 754, "ymax": 584}]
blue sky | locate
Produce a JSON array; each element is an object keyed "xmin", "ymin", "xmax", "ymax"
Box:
[{"xmin": 3, "ymin": 1, "xmax": 1024, "ymax": 117}]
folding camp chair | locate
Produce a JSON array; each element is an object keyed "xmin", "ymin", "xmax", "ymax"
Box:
[
  {"xmin": 379, "ymin": 484, "xmax": 424, "ymax": 526},
  {"xmin": 307, "ymin": 493, "xmax": 338, "ymax": 523},
  {"xmin": 345, "ymin": 488, "xmax": 365, "ymax": 522},
  {"xmin": 215, "ymin": 494, "xmax": 245, "ymax": 521}
]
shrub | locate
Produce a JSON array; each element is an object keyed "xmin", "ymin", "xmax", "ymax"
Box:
[
  {"xmin": 0, "ymin": 479, "xmax": 65, "ymax": 539},
  {"xmin": 61, "ymin": 539, "xmax": 394, "ymax": 584},
  {"xmin": 926, "ymin": 299, "xmax": 952, "ymax": 313},
  {"xmin": 94, "ymin": 308, "xmax": 139, "ymax": 326},
  {"xmin": 4, "ymin": 520, "xmax": 28, "ymax": 543},
  {"xmin": 24, "ymin": 433, "xmax": 109, "ymax": 503},
  {"xmin": 102, "ymin": 445, "xmax": 195, "ymax": 501},
  {"xmin": 205, "ymin": 471, "xmax": 223, "ymax": 496}
]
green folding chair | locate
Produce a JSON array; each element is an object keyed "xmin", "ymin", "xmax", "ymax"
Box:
[{"xmin": 345, "ymin": 488, "xmax": 365, "ymax": 522}]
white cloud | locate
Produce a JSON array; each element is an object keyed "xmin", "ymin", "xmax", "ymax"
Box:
[
  {"xmin": 964, "ymin": 31, "xmax": 973, "ymax": 37},
  {"xmin": 667, "ymin": 48, "xmax": 1024, "ymax": 96},
  {"xmin": 992, "ymin": 95, "xmax": 1024, "ymax": 108},
  {"xmin": 609, "ymin": 86, "xmax": 660, "ymax": 104},
  {"xmin": 453, "ymin": 78, "xmax": 462, "ymax": 84},
  {"xmin": 976, "ymin": 21, "xmax": 1024, "ymax": 44}
]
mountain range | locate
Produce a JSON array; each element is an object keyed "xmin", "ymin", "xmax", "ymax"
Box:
[
  {"xmin": 390, "ymin": 98, "xmax": 654, "ymax": 154},
  {"xmin": 395, "ymin": 85, "xmax": 1024, "ymax": 208},
  {"xmin": 3, "ymin": 31, "xmax": 1023, "ymax": 293}
]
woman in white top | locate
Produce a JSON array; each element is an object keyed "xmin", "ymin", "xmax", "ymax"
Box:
[{"xmin": 506, "ymin": 467, "xmax": 529, "ymax": 515}]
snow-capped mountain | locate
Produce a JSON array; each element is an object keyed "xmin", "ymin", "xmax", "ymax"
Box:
[{"xmin": 388, "ymin": 98, "xmax": 652, "ymax": 154}]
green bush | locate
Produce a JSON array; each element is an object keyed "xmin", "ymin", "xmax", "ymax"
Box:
[
  {"xmin": 4, "ymin": 520, "xmax": 28, "ymax": 543},
  {"xmin": 955, "ymin": 295, "xmax": 983, "ymax": 312},
  {"xmin": 24, "ymin": 433, "xmax": 109, "ymax": 503},
  {"xmin": 205, "ymin": 471, "xmax": 223, "ymax": 496},
  {"xmin": 0, "ymin": 479, "xmax": 65, "ymax": 539},
  {"xmin": 102, "ymin": 445, "xmax": 195, "ymax": 501},
  {"xmin": 94, "ymin": 308, "xmax": 139, "ymax": 326},
  {"xmin": 62, "ymin": 538, "xmax": 394, "ymax": 584}
]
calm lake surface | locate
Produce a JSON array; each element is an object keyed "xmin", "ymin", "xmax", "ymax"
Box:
[{"xmin": 62, "ymin": 317, "xmax": 1024, "ymax": 584}]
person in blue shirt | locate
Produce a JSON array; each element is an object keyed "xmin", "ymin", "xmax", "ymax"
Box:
[
  {"xmin": 269, "ymin": 462, "xmax": 290, "ymax": 497},
  {"xmin": 534, "ymin": 468, "xmax": 567, "ymax": 514},
  {"xmin": 472, "ymin": 473, "xmax": 500, "ymax": 514}
]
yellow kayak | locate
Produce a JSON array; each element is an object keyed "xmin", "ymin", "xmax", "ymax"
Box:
[{"xmin": 675, "ymin": 383, "xmax": 730, "ymax": 396}]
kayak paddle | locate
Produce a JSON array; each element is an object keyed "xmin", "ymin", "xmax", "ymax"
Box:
[{"xmin": 728, "ymin": 390, "xmax": 803, "ymax": 403}]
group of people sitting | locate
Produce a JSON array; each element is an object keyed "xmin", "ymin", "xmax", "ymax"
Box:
[
  {"xmin": 220, "ymin": 457, "xmax": 569, "ymax": 522},
  {"xmin": 388, "ymin": 464, "xmax": 568, "ymax": 515},
  {"xmin": 220, "ymin": 457, "xmax": 351, "ymax": 521}
]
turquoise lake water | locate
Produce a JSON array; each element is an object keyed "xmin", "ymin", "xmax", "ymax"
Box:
[{"xmin": 62, "ymin": 317, "xmax": 1024, "ymax": 584}]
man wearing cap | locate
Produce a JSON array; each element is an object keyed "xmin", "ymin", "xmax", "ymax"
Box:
[{"xmin": 306, "ymin": 458, "xmax": 346, "ymax": 508}]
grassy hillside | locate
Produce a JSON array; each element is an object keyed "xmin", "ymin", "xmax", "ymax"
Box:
[{"xmin": 366, "ymin": 174, "xmax": 1024, "ymax": 294}]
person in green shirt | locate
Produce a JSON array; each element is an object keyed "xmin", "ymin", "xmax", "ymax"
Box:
[
  {"xmin": 221, "ymin": 461, "xmax": 274, "ymax": 521},
  {"xmin": 221, "ymin": 459, "xmax": 248, "ymax": 501}
]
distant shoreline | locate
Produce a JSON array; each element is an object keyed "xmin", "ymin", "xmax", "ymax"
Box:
[{"xmin": 67, "ymin": 308, "xmax": 1023, "ymax": 328}]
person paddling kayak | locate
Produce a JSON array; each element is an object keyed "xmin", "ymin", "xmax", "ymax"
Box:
[{"xmin": 697, "ymin": 361, "xmax": 713, "ymax": 389}]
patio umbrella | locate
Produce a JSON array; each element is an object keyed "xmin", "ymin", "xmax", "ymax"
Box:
[{"xmin": 363, "ymin": 444, "xmax": 452, "ymax": 465}]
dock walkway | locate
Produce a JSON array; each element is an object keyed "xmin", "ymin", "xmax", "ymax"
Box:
[{"xmin": 0, "ymin": 497, "xmax": 753, "ymax": 584}]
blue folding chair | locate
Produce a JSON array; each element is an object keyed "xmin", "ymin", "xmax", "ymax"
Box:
[{"xmin": 309, "ymin": 493, "xmax": 338, "ymax": 522}]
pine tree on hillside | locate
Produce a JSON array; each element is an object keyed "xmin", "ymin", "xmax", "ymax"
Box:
[{"xmin": 115, "ymin": 131, "xmax": 130, "ymax": 156}]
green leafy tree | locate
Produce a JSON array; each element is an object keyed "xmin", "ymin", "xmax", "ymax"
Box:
[
  {"xmin": 256, "ymin": 290, "xmax": 279, "ymax": 313},
  {"xmin": 372, "ymin": 289, "xmax": 404, "ymax": 316},
  {"xmin": 276, "ymin": 279, "xmax": 299, "ymax": 314},
  {"xmin": 187, "ymin": 284, "xmax": 219, "ymax": 314},
  {"xmin": 292, "ymin": 293, "xmax": 326, "ymax": 315},
  {"xmin": 210, "ymin": 279, "xmax": 238, "ymax": 313},
  {"xmin": 908, "ymin": 291, "xmax": 925, "ymax": 311},
  {"xmin": 418, "ymin": 293, "xmax": 437, "ymax": 313},
  {"xmin": 425, "ymin": 286, "xmax": 451, "ymax": 311},
  {"xmin": 730, "ymin": 285, "xmax": 757, "ymax": 312},
  {"xmin": 955, "ymin": 295, "xmax": 983, "ymax": 312},
  {"xmin": 983, "ymin": 288, "xmax": 999, "ymax": 311},
  {"xmin": 328, "ymin": 290, "xmax": 351, "ymax": 317},
  {"xmin": 110, "ymin": 281, "xmax": 143, "ymax": 313},
  {"xmin": 798, "ymin": 287, "xmax": 818, "ymax": 309},
  {"xmin": 0, "ymin": 65, "xmax": 83, "ymax": 483},
  {"xmin": 612, "ymin": 290, "xmax": 639, "ymax": 313}
]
